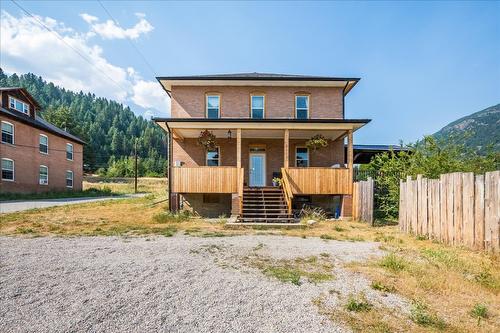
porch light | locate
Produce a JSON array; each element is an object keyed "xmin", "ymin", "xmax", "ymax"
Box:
[{"xmin": 227, "ymin": 130, "xmax": 232, "ymax": 139}]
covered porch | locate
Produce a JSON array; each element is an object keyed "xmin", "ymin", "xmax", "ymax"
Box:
[{"xmin": 155, "ymin": 118, "xmax": 369, "ymax": 218}]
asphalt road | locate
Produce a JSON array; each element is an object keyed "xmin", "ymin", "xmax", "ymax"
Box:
[{"xmin": 0, "ymin": 194, "xmax": 144, "ymax": 214}]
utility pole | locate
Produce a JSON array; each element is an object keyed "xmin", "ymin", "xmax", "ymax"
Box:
[{"xmin": 134, "ymin": 139, "xmax": 138, "ymax": 194}]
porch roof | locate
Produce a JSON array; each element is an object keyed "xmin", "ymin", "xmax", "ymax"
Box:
[{"xmin": 153, "ymin": 118, "xmax": 370, "ymax": 140}]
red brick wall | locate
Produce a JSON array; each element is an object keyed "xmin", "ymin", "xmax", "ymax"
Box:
[
  {"xmin": 173, "ymin": 138, "xmax": 345, "ymax": 186},
  {"xmin": 0, "ymin": 115, "xmax": 83, "ymax": 193},
  {"xmin": 171, "ymin": 86, "xmax": 343, "ymax": 119}
]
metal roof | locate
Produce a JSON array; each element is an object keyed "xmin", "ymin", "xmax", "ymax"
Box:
[{"xmin": 157, "ymin": 72, "xmax": 361, "ymax": 81}]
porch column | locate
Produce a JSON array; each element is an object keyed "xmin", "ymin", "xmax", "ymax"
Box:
[
  {"xmin": 236, "ymin": 128, "xmax": 241, "ymax": 169},
  {"xmin": 284, "ymin": 129, "xmax": 289, "ymax": 168},
  {"xmin": 347, "ymin": 129, "xmax": 354, "ymax": 191}
]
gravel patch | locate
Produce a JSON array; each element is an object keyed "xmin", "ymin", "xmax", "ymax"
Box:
[{"xmin": 0, "ymin": 235, "xmax": 410, "ymax": 333}]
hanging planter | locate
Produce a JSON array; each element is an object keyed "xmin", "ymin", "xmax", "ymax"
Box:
[
  {"xmin": 197, "ymin": 130, "xmax": 218, "ymax": 151},
  {"xmin": 306, "ymin": 134, "xmax": 329, "ymax": 151}
]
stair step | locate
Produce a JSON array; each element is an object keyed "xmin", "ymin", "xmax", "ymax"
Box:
[{"xmin": 239, "ymin": 217, "xmax": 295, "ymax": 223}]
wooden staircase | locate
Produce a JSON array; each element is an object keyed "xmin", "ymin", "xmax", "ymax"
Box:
[{"xmin": 239, "ymin": 186, "xmax": 295, "ymax": 223}]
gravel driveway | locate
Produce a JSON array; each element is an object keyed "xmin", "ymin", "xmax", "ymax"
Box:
[{"xmin": 0, "ymin": 235, "xmax": 409, "ymax": 333}]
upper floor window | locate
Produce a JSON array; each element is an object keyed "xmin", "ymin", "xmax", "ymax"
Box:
[
  {"xmin": 39, "ymin": 165, "xmax": 48, "ymax": 185},
  {"xmin": 251, "ymin": 95, "xmax": 265, "ymax": 119},
  {"xmin": 295, "ymin": 95, "xmax": 309, "ymax": 119},
  {"xmin": 1, "ymin": 158, "xmax": 14, "ymax": 181},
  {"xmin": 39, "ymin": 134, "xmax": 48, "ymax": 154},
  {"xmin": 66, "ymin": 170, "xmax": 73, "ymax": 188},
  {"xmin": 295, "ymin": 147, "xmax": 309, "ymax": 167},
  {"xmin": 66, "ymin": 143, "xmax": 74, "ymax": 160},
  {"xmin": 206, "ymin": 147, "xmax": 220, "ymax": 166},
  {"xmin": 1, "ymin": 121, "xmax": 14, "ymax": 145},
  {"xmin": 9, "ymin": 96, "xmax": 30, "ymax": 115},
  {"xmin": 206, "ymin": 95, "xmax": 220, "ymax": 119}
]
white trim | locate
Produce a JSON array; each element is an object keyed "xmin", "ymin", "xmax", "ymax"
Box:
[
  {"xmin": 1, "ymin": 121, "xmax": 15, "ymax": 145},
  {"xmin": 66, "ymin": 170, "xmax": 74, "ymax": 188},
  {"xmin": 249, "ymin": 152, "xmax": 266, "ymax": 187},
  {"xmin": 205, "ymin": 146, "xmax": 220, "ymax": 166},
  {"xmin": 39, "ymin": 165, "xmax": 48, "ymax": 185},
  {"xmin": 1, "ymin": 158, "xmax": 15, "ymax": 181},
  {"xmin": 295, "ymin": 146, "xmax": 309, "ymax": 167},
  {"xmin": 39, "ymin": 134, "xmax": 49, "ymax": 155},
  {"xmin": 251, "ymin": 95, "xmax": 265, "ymax": 119},
  {"xmin": 206, "ymin": 94, "xmax": 220, "ymax": 119},
  {"xmin": 9, "ymin": 96, "xmax": 30, "ymax": 115},
  {"xmin": 295, "ymin": 95, "xmax": 309, "ymax": 119},
  {"xmin": 66, "ymin": 143, "xmax": 74, "ymax": 161}
]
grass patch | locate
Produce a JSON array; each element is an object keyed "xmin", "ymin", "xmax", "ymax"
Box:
[
  {"xmin": 15, "ymin": 227, "xmax": 35, "ymax": 234},
  {"xmin": 370, "ymin": 281, "xmax": 395, "ymax": 293},
  {"xmin": 470, "ymin": 303, "xmax": 488, "ymax": 324},
  {"xmin": 0, "ymin": 187, "xmax": 116, "ymax": 201},
  {"xmin": 378, "ymin": 253, "xmax": 407, "ymax": 272},
  {"xmin": 152, "ymin": 211, "xmax": 191, "ymax": 224},
  {"xmin": 333, "ymin": 225, "xmax": 345, "ymax": 232},
  {"xmin": 320, "ymin": 234, "xmax": 336, "ymax": 240},
  {"xmin": 409, "ymin": 301, "xmax": 447, "ymax": 330},
  {"xmin": 345, "ymin": 294, "xmax": 373, "ymax": 312}
]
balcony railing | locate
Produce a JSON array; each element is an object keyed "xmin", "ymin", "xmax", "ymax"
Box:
[
  {"xmin": 172, "ymin": 167, "xmax": 242, "ymax": 193},
  {"xmin": 284, "ymin": 167, "xmax": 352, "ymax": 195}
]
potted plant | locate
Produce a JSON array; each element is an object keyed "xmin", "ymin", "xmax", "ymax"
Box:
[
  {"xmin": 306, "ymin": 134, "xmax": 329, "ymax": 151},
  {"xmin": 272, "ymin": 177, "xmax": 282, "ymax": 187},
  {"xmin": 197, "ymin": 130, "xmax": 217, "ymax": 151}
]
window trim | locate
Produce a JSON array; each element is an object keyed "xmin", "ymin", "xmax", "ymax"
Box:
[
  {"xmin": 66, "ymin": 170, "xmax": 74, "ymax": 188},
  {"xmin": 1, "ymin": 121, "xmax": 14, "ymax": 145},
  {"xmin": 295, "ymin": 146, "xmax": 310, "ymax": 167},
  {"xmin": 66, "ymin": 143, "xmax": 74, "ymax": 161},
  {"xmin": 205, "ymin": 146, "xmax": 221, "ymax": 166},
  {"xmin": 39, "ymin": 134, "xmax": 49, "ymax": 155},
  {"xmin": 250, "ymin": 93, "xmax": 266, "ymax": 119},
  {"xmin": 9, "ymin": 96, "xmax": 30, "ymax": 115},
  {"xmin": 295, "ymin": 94, "xmax": 310, "ymax": 119},
  {"xmin": 39, "ymin": 165, "xmax": 49, "ymax": 185},
  {"xmin": 205, "ymin": 93, "xmax": 221, "ymax": 119},
  {"xmin": 1, "ymin": 158, "xmax": 15, "ymax": 181}
]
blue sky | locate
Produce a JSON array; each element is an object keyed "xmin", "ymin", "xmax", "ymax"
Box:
[{"xmin": 1, "ymin": 0, "xmax": 499, "ymax": 144}]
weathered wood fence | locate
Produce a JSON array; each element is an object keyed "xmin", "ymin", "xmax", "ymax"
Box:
[
  {"xmin": 399, "ymin": 171, "xmax": 499, "ymax": 252},
  {"xmin": 352, "ymin": 177, "xmax": 374, "ymax": 224}
]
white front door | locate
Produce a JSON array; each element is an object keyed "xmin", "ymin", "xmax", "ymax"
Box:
[{"xmin": 249, "ymin": 153, "xmax": 266, "ymax": 187}]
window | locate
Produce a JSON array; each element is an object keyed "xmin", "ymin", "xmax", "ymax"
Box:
[
  {"xmin": 66, "ymin": 170, "xmax": 73, "ymax": 188},
  {"xmin": 295, "ymin": 95, "xmax": 309, "ymax": 119},
  {"xmin": 206, "ymin": 95, "xmax": 220, "ymax": 119},
  {"xmin": 9, "ymin": 96, "xmax": 30, "ymax": 115},
  {"xmin": 251, "ymin": 95, "xmax": 265, "ymax": 119},
  {"xmin": 295, "ymin": 147, "xmax": 309, "ymax": 167},
  {"xmin": 39, "ymin": 165, "xmax": 48, "ymax": 185},
  {"xmin": 66, "ymin": 143, "xmax": 73, "ymax": 160},
  {"xmin": 1, "ymin": 158, "xmax": 14, "ymax": 181},
  {"xmin": 39, "ymin": 134, "xmax": 48, "ymax": 154},
  {"xmin": 206, "ymin": 147, "xmax": 220, "ymax": 166},
  {"xmin": 1, "ymin": 121, "xmax": 14, "ymax": 144}
]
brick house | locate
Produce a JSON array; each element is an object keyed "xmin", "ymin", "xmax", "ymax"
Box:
[
  {"xmin": 0, "ymin": 87, "xmax": 84, "ymax": 194},
  {"xmin": 154, "ymin": 73, "xmax": 370, "ymax": 221}
]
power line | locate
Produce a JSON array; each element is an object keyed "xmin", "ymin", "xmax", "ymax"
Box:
[
  {"xmin": 10, "ymin": 0, "xmax": 131, "ymax": 95},
  {"xmin": 97, "ymin": 0, "xmax": 158, "ymax": 78}
]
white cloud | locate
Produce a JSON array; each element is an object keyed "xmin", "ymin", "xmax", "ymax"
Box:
[
  {"xmin": 81, "ymin": 12, "xmax": 153, "ymax": 40},
  {"xmin": 0, "ymin": 10, "xmax": 170, "ymax": 117}
]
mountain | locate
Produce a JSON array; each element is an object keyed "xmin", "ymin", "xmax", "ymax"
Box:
[
  {"xmin": 434, "ymin": 104, "xmax": 500, "ymax": 153},
  {"xmin": 0, "ymin": 70, "xmax": 167, "ymax": 175}
]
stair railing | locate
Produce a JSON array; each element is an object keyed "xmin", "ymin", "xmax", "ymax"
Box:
[
  {"xmin": 238, "ymin": 168, "xmax": 244, "ymax": 215},
  {"xmin": 280, "ymin": 168, "xmax": 294, "ymax": 215}
]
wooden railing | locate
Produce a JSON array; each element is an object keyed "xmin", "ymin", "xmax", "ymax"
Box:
[
  {"xmin": 238, "ymin": 168, "xmax": 244, "ymax": 213},
  {"xmin": 172, "ymin": 167, "xmax": 240, "ymax": 193},
  {"xmin": 281, "ymin": 168, "xmax": 294, "ymax": 215},
  {"xmin": 285, "ymin": 167, "xmax": 352, "ymax": 195}
]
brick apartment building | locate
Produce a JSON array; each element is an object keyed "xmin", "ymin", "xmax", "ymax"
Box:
[{"xmin": 0, "ymin": 87, "xmax": 84, "ymax": 194}]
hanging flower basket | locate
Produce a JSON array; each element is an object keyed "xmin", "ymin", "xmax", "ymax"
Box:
[
  {"xmin": 198, "ymin": 130, "xmax": 217, "ymax": 151},
  {"xmin": 306, "ymin": 134, "xmax": 329, "ymax": 151}
]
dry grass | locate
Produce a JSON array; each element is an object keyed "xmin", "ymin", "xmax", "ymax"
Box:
[
  {"xmin": 83, "ymin": 176, "xmax": 167, "ymax": 195},
  {"xmin": 0, "ymin": 197, "xmax": 498, "ymax": 332}
]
